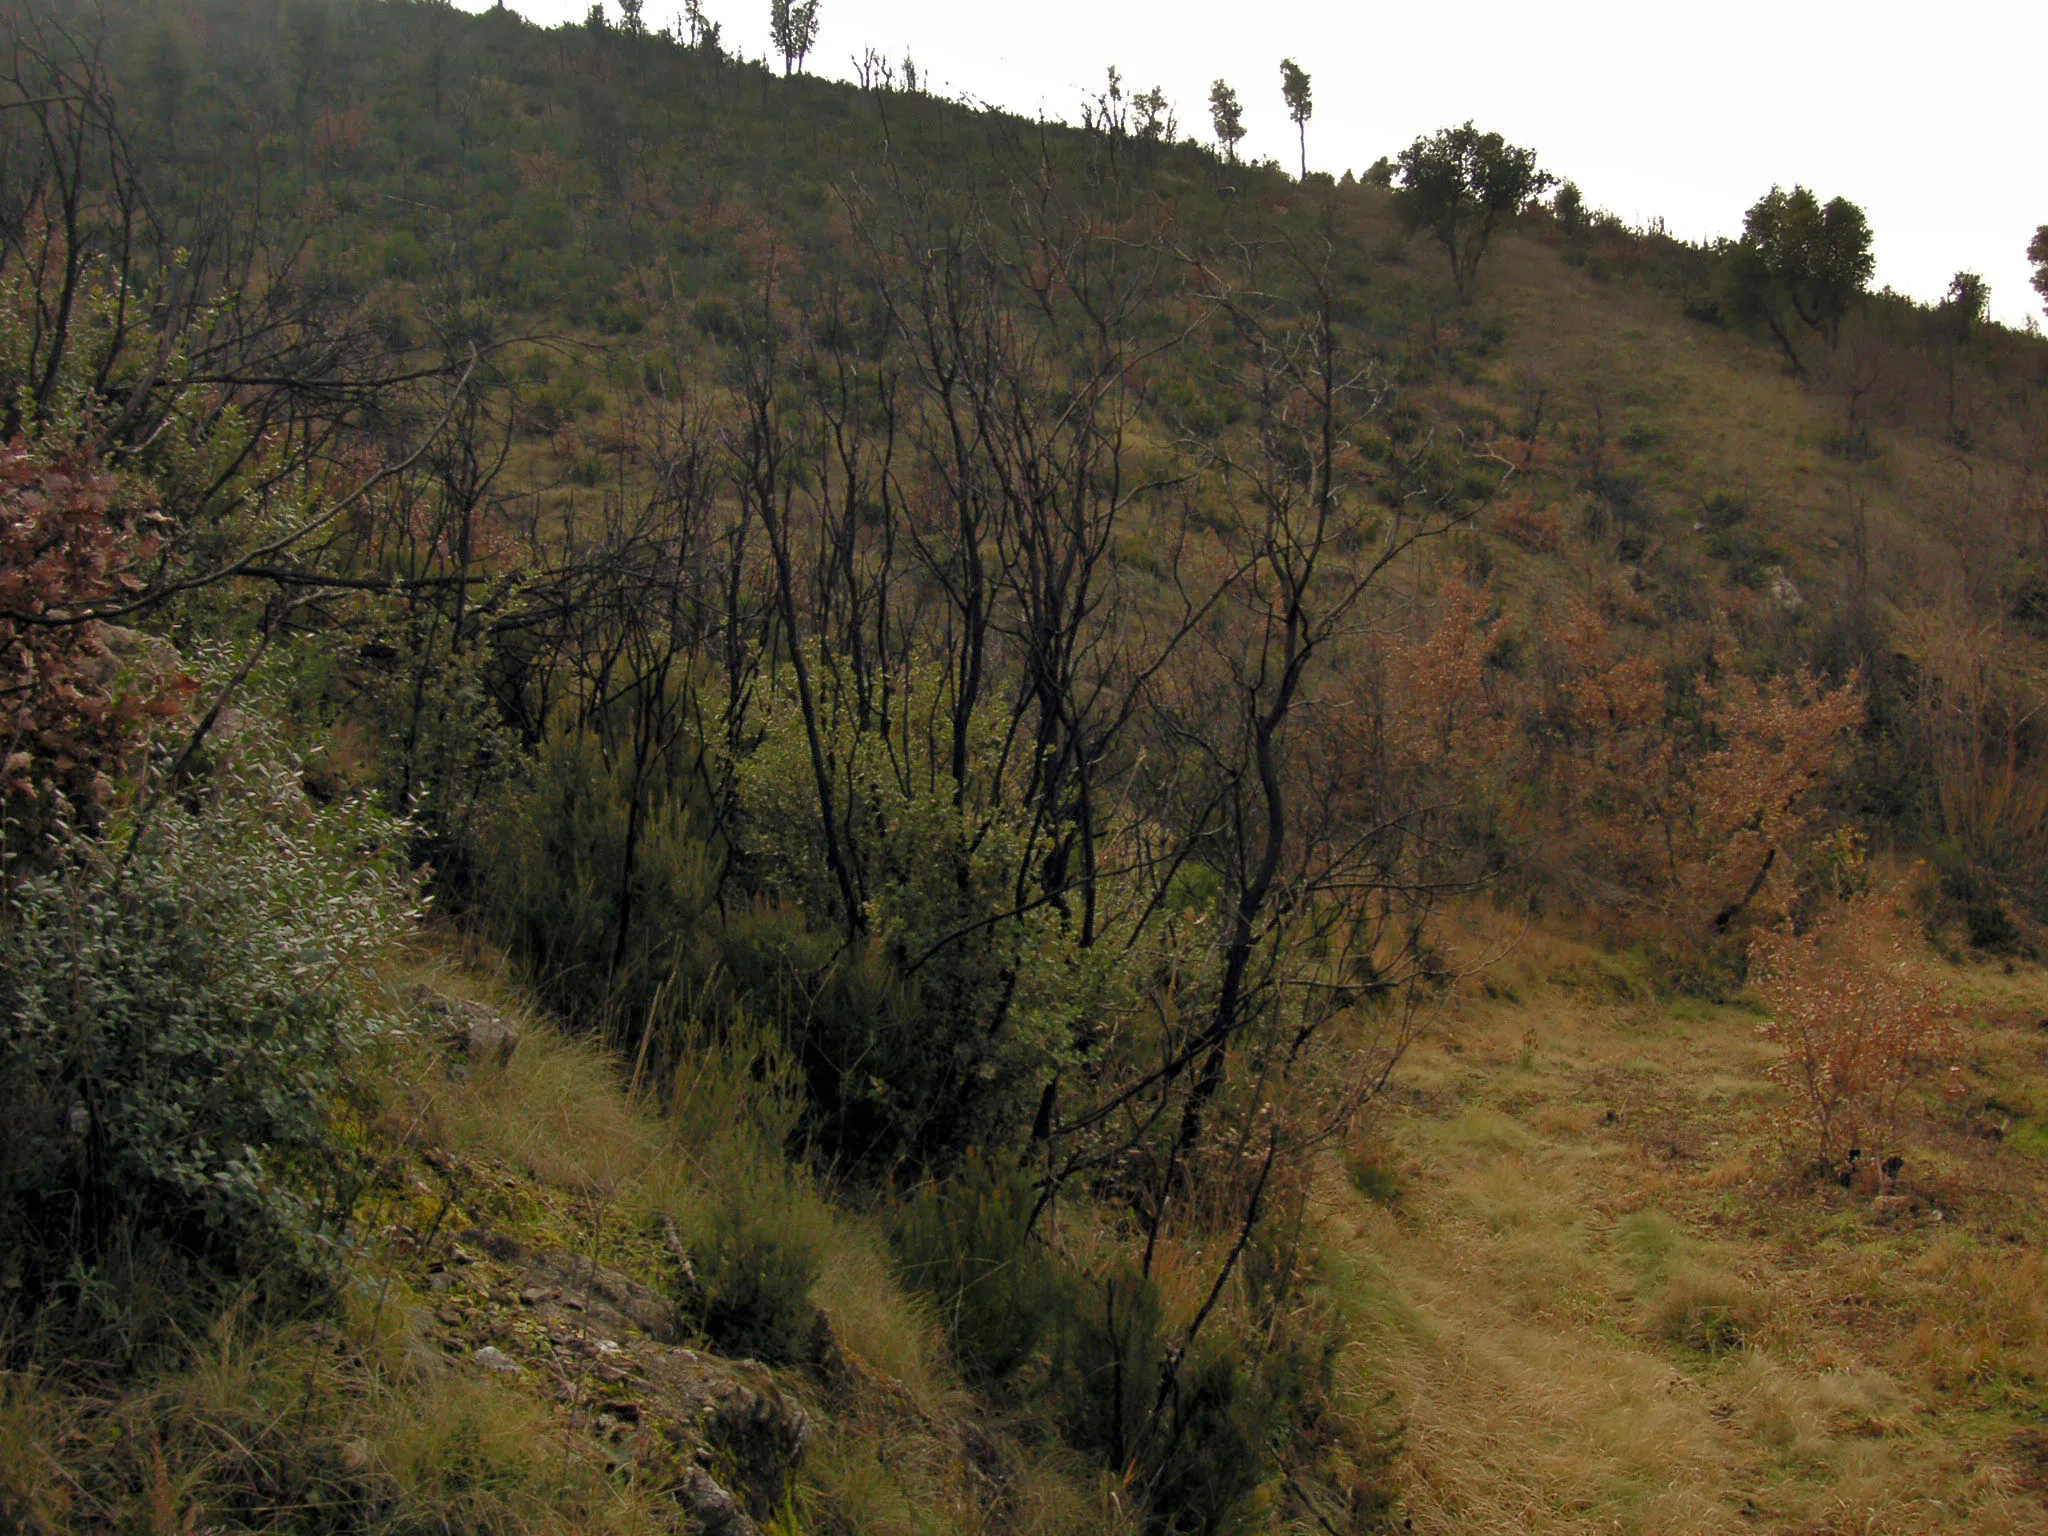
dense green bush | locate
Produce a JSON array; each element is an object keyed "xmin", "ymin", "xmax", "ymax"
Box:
[
  {"xmin": 894, "ymin": 1155, "xmax": 1062, "ymax": 1380},
  {"xmin": 1048, "ymin": 1266, "xmax": 1274, "ymax": 1536},
  {"xmin": 487, "ymin": 694, "xmax": 1111, "ymax": 1175},
  {"xmin": 662, "ymin": 1009, "xmax": 824, "ymax": 1368},
  {"xmin": 681, "ymin": 1192, "xmax": 824, "ymax": 1368},
  {"xmin": 1927, "ymin": 841, "xmax": 2021, "ymax": 954},
  {"xmin": 893, "ymin": 1163, "xmax": 1284, "ymax": 1531},
  {"xmin": 896, "ymin": 1179, "xmax": 1304, "ymax": 1535},
  {"xmin": 0, "ymin": 758, "xmax": 412, "ymax": 1339},
  {"xmin": 732, "ymin": 677, "xmax": 1112, "ymax": 1172},
  {"xmin": 483, "ymin": 729, "xmax": 724, "ymax": 1045}
]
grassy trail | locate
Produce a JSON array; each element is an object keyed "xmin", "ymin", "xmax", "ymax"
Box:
[{"xmin": 1324, "ymin": 946, "xmax": 2048, "ymax": 1534}]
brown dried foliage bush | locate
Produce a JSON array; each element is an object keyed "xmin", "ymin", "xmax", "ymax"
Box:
[
  {"xmin": 1536, "ymin": 604, "xmax": 1863, "ymax": 945},
  {"xmin": 1750, "ymin": 890, "xmax": 1961, "ymax": 1173},
  {"xmin": 0, "ymin": 442, "xmax": 188, "ymax": 823},
  {"xmin": 1494, "ymin": 495, "xmax": 1562, "ymax": 553}
]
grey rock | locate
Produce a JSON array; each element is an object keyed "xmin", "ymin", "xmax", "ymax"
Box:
[
  {"xmin": 678, "ymin": 1467, "xmax": 758, "ymax": 1536},
  {"xmin": 463, "ymin": 1010, "xmax": 520, "ymax": 1068},
  {"xmin": 473, "ymin": 1345, "xmax": 522, "ymax": 1376},
  {"xmin": 415, "ymin": 988, "xmax": 522, "ymax": 1068}
]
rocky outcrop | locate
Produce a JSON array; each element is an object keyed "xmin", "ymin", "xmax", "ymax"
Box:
[{"xmin": 417, "ymin": 1222, "xmax": 809, "ymax": 1534}]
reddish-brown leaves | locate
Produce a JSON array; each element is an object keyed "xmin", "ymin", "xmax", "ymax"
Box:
[
  {"xmin": 1751, "ymin": 891, "xmax": 1961, "ymax": 1171},
  {"xmin": 0, "ymin": 441, "xmax": 189, "ymax": 812}
]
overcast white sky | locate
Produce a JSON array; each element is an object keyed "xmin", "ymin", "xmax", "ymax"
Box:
[{"xmin": 467, "ymin": 0, "xmax": 2048, "ymax": 327}]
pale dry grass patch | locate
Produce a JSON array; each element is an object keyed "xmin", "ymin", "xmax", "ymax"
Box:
[
  {"xmin": 1318, "ymin": 927, "xmax": 2048, "ymax": 1535},
  {"xmin": 1724, "ymin": 1352, "xmax": 1899, "ymax": 1469},
  {"xmin": 382, "ymin": 943, "xmax": 664, "ymax": 1199},
  {"xmin": 1321, "ymin": 1165, "xmax": 1750, "ymax": 1531},
  {"xmin": 1899, "ymin": 1242, "xmax": 2048, "ymax": 1391},
  {"xmin": 441, "ymin": 1021, "xmax": 662, "ymax": 1198},
  {"xmin": 1700, "ymin": 1154, "xmax": 1755, "ymax": 1189},
  {"xmin": 1429, "ymin": 1105, "xmax": 1535, "ymax": 1156},
  {"xmin": 1388, "ymin": 1302, "xmax": 1743, "ymax": 1534},
  {"xmin": 804, "ymin": 1420, "xmax": 977, "ymax": 1536},
  {"xmin": 1530, "ymin": 1103, "xmax": 1599, "ymax": 1137},
  {"xmin": 812, "ymin": 1231, "xmax": 954, "ymax": 1417},
  {"xmin": 0, "ymin": 1378, "xmax": 74, "ymax": 1534}
]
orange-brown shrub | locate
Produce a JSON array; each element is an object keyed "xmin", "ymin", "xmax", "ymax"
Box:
[
  {"xmin": 1537, "ymin": 605, "xmax": 1863, "ymax": 944},
  {"xmin": 1911, "ymin": 610, "xmax": 2048, "ymax": 879},
  {"xmin": 1750, "ymin": 891, "xmax": 1960, "ymax": 1173},
  {"xmin": 1493, "ymin": 496, "xmax": 1562, "ymax": 553},
  {"xmin": 0, "ymin": 442, "xmax": 186, "ymax": 823}
]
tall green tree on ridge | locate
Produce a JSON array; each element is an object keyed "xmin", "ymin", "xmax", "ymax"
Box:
[
  {"xmin": 2030, "ymin": 225, "xmax": 2048, "ymax": 318},
  {"xmin": 1394, "ymin": 121, "xmax": 1554, "ymax": 301},
  {"xmin": 1942, "ymin": 271, "xmax": 1989, "ymax": 335},
  {"xmin": 1280, "ymin": 58, "xmax": 1311, "ymax": 178},
  {"xmin": 769, "ymin": 0, "xmax": 820, "ymax": 75},
  {"xmin": 1135, "ymin": 85, "xmax": 1174, "ymax": 142},
  {"xmin": 1209, "ymin": 79, "xmax": 1245, "ymax": 163},
  {"xmin": 1724, "ymin": 185, "xmax": 1874, "ymax": 376}
]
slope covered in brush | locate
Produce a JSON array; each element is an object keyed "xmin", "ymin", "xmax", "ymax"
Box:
[{"xmin": 5, "ymin": 2, "xmax": 2048, "ymax": 1533}]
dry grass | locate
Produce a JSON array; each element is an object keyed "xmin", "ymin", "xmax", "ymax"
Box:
[
  {"xmin": 0, "ymin": 1311, "xmax": 683, "ymax": 1536},
  {"xmin": 383, "ymin": 937, "xmax": 665, "ymax": 1198},
  {"xmin": 1328, "ymin": 907, "xmax": 2048, "ymax": 1535}
]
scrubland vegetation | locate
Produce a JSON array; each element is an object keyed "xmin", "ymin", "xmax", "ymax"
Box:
[{"xmin": 3, "ymin": 0, "xmax": 2048, "ymax": 1531}]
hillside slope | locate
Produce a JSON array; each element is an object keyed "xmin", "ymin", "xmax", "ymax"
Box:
[{"xmin": 5, "ymin": 3, "xmax": 2048, "ymax": 1533}]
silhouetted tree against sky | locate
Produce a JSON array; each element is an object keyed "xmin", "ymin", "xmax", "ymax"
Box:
[
  {"xmin": 1394, "ymin": 121, "xmax": 1554, "ymax": 301},
  {"xmin": 1134, "ymin": 85, "xmax": 1173, "ymax": 143},
  {"xmin": 1552, "ymin": 179, "xmax": 1584, "ymax": 239},
  {"xmin": 1209, "ymin": 78, "xmax": 1245, "ymax": 163},
  {"xmin": 1943, "ymin": 271, "xmax": 1989, "ymax": 334},
  {"xmin": 1279, "ymin": 58, "xmax": 1310, "ymax": 179},
  {"xmin": 1725, "ymin": 185, "xmax": 1875, "ymax": 375},
  {"xmin": 682, "ymin": 0, "xmax": 720, "ymax": 49},
  {"xmin": 769, "ymin": 0, "xmax": 820, "ymax": 74}
]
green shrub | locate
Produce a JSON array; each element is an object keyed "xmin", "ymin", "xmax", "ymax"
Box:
[
  {"xmin": 1035, "ymin": 1231, "xmax": 1403, "ymax": 1536},
  {"xmin": 731, "ymin": 675, "xmax": 1110, "ymax": 1172},
  {"xmin": 488, "ymin": 680, "xmax": 1113, "ymax": 1177},
  {"xmin": 1343, "ymin": 1142, "xmax": 1406, "ymax": 1205},
  {"xmin": 905, "ymin": 1192, "xmax": 1397, "ymax": 1533},
  {"xmin": 1138, "ymin": 1342, "xmax": 1271, "ymax": 1536},
  {"xmin": 1648, "ymin": 1266, "xmax": 1767, "ymax": 1357},
  {"xmin": 1927, "ymin": 843, "xmax": 2020, "ymax": 954},
  {"xmin": 1048, "ymin": 1263, "xmax": 1168, "ymax": 1480},
  {"xmin": 894, "ymin": 1156, "xmax": 1063, "ymax": 1380},
  {"xmin": 1699, "ymin": 489, "xmax": 1748, "ymax": 532},
  {"xmin": 682, "ymin": 1192, "xmax": 824, "ymax": 1368},
  {"xmin": 1046, "ymin": 1268, "xmax": 1279, "ymax": 1536},
  {"xmin": 0, "ymin": 759, "xmax": 412, "ymax": 1342},
  {"xmin": 1619, "ymin": 1210, "xmax": 1767, "ymax": 1357},
  {"xmin": 483, "ymin": 730, "xmax": 724, "ymax": 1047}
]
